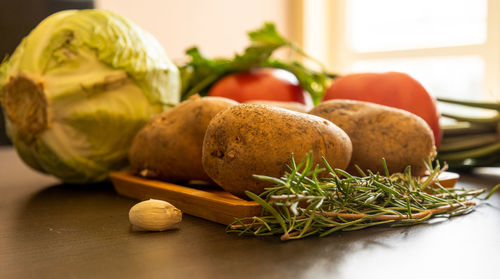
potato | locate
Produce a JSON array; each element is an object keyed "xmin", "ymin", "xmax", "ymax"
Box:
[
  {"xmin": 309, "ymin": 99, "xmax": 436, "ymax": 176},
  {"xmin": 244, "ymin": 100, "xmax": 310, "ymax": 113},
  {"xmin": 129, "ymin": 95, "xmax": 238, "ymax": 183},
  {"xmin": 202, "ymin": 104, "xmax": 352, "ymax": 198}
]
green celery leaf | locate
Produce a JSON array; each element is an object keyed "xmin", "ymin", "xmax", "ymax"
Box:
[{"xmin": 178, "ymin": 22, "xmax": 333, "ymax": 104}]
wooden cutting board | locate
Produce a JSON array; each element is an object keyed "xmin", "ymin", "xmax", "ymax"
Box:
[
  {"xmin": 110, "ymin": 172, "xmax": 261, "ymax": 225},
  {"xmin": 110, "ymin": 171, "xmax": 459, "ymax": 225}
]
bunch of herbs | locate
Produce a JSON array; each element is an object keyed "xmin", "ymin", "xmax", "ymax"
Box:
[{"xmin": 227, "ymin": 152, "xmax": 499, "ymax": 241}]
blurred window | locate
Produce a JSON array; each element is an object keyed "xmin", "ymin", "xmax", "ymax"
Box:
[
  {"xmin": 349, "ymin": 0, "xmax": 487, "ymax": 52},
  {"xmin": 302, "ymin": 0, "xmax": 499, "ymax": 110}
]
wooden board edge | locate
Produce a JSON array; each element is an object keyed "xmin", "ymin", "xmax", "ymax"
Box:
[{"xmin": 110, "ymin": 172, "xmax": 262, "ymax": 225}]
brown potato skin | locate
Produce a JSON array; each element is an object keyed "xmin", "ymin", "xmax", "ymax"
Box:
[
  {"xmin": 244, "ymin": 100, "xmax": 310, "ymax": 113},
  {"xmin": 202, "ymin": 104, "xmax": 352, "ymax": 199},
  {"xmin": 129, "ymin": 95, "xmax": 238, "ymax": 183},
  {"xmin": 309, "ymin": 99, "xmax": 436, "ymax": 176}
]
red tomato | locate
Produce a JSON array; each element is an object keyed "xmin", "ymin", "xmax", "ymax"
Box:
[
  {"xmin": 208, "ymin": 68, "xmax": 313, "ymax": 108},
  {"xmin": 323, "ymin": 72, "xmax": 442, "ymax": 147}
]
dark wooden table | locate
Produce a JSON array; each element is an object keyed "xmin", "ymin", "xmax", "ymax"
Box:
[{"xmin": 1, "ymin": 147, "xmax": 499, "ymax": 279}]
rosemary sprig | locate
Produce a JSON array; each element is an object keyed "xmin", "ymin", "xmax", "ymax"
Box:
[{"xmin": 226, "ymin": 153, "xmax": 498, "ymax": 241}]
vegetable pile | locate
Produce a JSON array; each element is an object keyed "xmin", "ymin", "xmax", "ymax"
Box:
[
  {"xmin": 177, "ymin": 22, "xmax": 499, "ymax": 170},
  {"xmin": 128, "ymin": 22, "xmax": 497, "ymax": 240},
  {"xmin": 1, "ymin": 11, "xmax": 497, "ymax": 240},
  {"xmin": 129, "ymin": 95, "xmax": 438, "ymax": 201},
  {"xmin": 0, "ymin": 10, "xmax": 180, "ymax": 183}
]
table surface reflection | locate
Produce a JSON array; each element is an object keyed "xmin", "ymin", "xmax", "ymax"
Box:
[{"xmin": 1, "ymin": 147, "xmax": 499, "ymax": 279}]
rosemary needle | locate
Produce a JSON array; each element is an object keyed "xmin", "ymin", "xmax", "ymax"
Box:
[{"xmin": 226, "ymin": 152, "xmax": 498, "ymax": 241}]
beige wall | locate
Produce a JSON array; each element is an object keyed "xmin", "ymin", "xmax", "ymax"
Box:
[{"xmin": 96, "ymin": 0, "xmax": 298, "ymax": 62}]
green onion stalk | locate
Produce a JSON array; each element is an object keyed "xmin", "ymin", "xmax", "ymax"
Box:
[
  {"xmin": 227, "ymin": 153, "xmax": 498, "ymax": 241},
  {"xmin": 437, "ymin": 98, "xmax": 500, "ymax": 169}
]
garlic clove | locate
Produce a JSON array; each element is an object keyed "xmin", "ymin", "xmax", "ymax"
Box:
[{"xmin": 129, "ymin": 199, "xmax": 182, "ymax": 231}]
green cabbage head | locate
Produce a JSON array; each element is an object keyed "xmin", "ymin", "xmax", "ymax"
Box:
[{"xmin": 0, "ymin": 9, "xmax": 180, "ymax": 183}]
